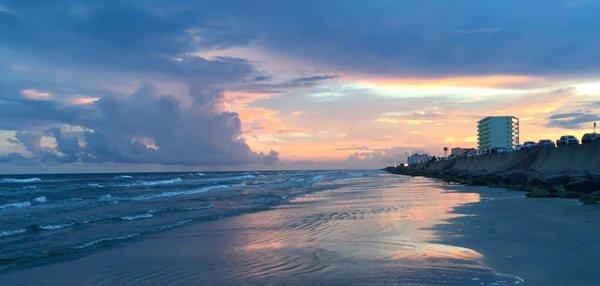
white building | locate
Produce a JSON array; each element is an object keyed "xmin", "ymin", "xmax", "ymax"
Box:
[
  {"xmin": 451, "ymin": 147, "xmax": 477, "ymax": 157},
  {"xmin": 477, "ymin": 116, "xmax": 519, "ymax": 151},
  {"xmin": 407, "ymin": 153, "xmax": 433, "ymax": 166}
]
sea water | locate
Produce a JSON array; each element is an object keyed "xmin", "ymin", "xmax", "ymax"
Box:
[{"xmin": 0, "ymin": 170, "xmax": 373, "ymax": 271}]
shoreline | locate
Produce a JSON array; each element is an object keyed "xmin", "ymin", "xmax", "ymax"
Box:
[
  {"xmin": 387, "ymin": 142, "xmax": 600, "ymax": 204},
  {"xmin": 432, "ymin": 183, "xmax": 600, "ymax": 285},
  {"xmin": 2, "ymin": 174, "xmax": 600, "ymax": 285},
  {"xmin": 0, "ymin": 174, "xmax": 519, "ymax": 285},
  {"xmin": 384, "ymin": 165, "xmax": 600, "ymax": 203}
]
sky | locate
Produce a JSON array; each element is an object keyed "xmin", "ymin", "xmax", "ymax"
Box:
[{"xmin": 1, "ymin": 0, "xmax": 600, "ymax": 173}]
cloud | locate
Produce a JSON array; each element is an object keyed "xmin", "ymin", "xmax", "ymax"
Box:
[
  {"xmin": 20, "ymin": 89, "xmax": 52, "ymax": 101},
  {"xmin": 231, "ymin": 73, "xmax": 339, "ymax": 94},
  {"xmin": 1, "ymin": 85, "xmax": 282, "ymax": 165},
  {"xmin": 546, "ymin": 112, "xmax": 600, "ymax": 129},
  {"xmin": 0, "ymin": 2, "xmax": 282, "ymax": 167},
  {"xmin": 286, "ymin": 75, "xmax": 338, "ymax": 85},
  {"xmin": 2, "ymin": 1, "xmax": 599, "ymax": 171},
  {"xmin": 335, "ymin": 145, "xmax": 370, "ymax": 151},
  {"xmin": 196, "ymin": 1, "xmax": 600, "ymax": 76},
  {"xmin": 342, "ymin": 147, "xmax": 430, "ymax": 167}
]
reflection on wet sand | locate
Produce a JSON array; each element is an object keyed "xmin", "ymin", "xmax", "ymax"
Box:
[
  {"xmin": 228, "ymin": 175, "xmax": 519, "ymax": 285},
  {"xmin": 0, "ymin": 174, "xmax": 523, "ymax": 285}
]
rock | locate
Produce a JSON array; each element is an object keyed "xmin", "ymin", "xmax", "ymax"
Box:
[
  {"xmin": 485, "ymin": 172, "xmax": 506, "ymax": 185},
  {"xmin": 525, "ymin": 174, "xmax": 549, "ymax": 188},
  {"xmin": 526, "ymin": 188, "xmax": 553, "ymax": 198},
  {"xmin": 541, "ymin": 173, "xmax": 571, "ymax": 186},
  {"xmin": 580, "ymin": 191, "xmax": 600, "ymax": 204},
  {"xmin": 564, "ymin": 177, "xmax": 600, "ymax": 194},
  {"xmin": 505, "ymin": 171, "xmax": 529, "ymax": 186}
]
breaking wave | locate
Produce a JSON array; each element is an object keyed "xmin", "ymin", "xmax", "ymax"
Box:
[
  {"xmin": 120, "ymin": 213, "xmax": 154, "ymax": 221},
  {"xmin": 0, "ymin": 201, "xmax": 31, "ymax": 210},
  {"xmin": 103, "ymin": 184, "xmax": 230, "ymax": 202},
  {"xmin": 0, "ymin": 170, "xmax": 374, "ymax": 272},
  {"xmin": 138, "ymin": 178, "xmax": 183, "ymax": 186},
  {"xmin": 115, "ymin": 175, "xmax": 133, "ymax": 179},
  {"xmin": 0, "ymin": 228, "xmax": 27, "ymax": 237},
  {"xmin": 1, "ymin": 178, "xmax": 42, "ymax": 183},
  {"xmin": 114, "ymin": 177, "xmax": 185, "ymax": 187}
]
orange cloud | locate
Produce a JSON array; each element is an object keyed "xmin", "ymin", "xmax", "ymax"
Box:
[
  {"xmin": 21, "ymin": 89, "xmax": 52, "ymax": 100},
  {"xmin": 66, "ymin": 97, "xmax": 99, "ymax": 105},
  {"xmin": 344, "ymin": 74, "xmax": 543, "ymax": 89}
]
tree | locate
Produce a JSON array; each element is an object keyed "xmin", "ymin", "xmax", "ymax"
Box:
[{"xmin": 443, "ymin": 147, "xmax": 449, "ymax": 157}]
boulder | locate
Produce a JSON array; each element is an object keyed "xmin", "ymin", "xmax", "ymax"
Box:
[
  {"xmin": 505, "ymin": 171, "xmax": 529, "ymax": 186},
  {"xmin": 564, "ymin": 177, "xmax": 600, "ymax": 194},
  {"xmin": 541, "ymin": 172, "xmax": 571, "ymax": 186}
]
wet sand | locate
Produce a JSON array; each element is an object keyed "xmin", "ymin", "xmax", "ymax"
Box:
[
  {"xmin": 434, "ymin": 185, "xmax": 600, "ymax": 286},
  {"xmin": 2, "ymin": 174, "xmax": 599, "ymax": 285}
]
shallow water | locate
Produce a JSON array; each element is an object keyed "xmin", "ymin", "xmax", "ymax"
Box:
[
  {"xmin": 0, "ymin": 170, "xmax": 371, "ymax": 271},
  {"xmin": 1, "ymin": 171, "xmax": 525, "ymax": 285}
]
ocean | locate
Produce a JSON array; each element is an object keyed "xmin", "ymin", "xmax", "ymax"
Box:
[{"xmin": 0, "ymin": 170, "xmax": 374, "ymax": 272}]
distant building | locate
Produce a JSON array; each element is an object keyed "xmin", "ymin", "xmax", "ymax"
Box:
[
  {"xmin": 407, "ymin": 153, "xmax": 433, "ymax": 166},
  {"xmin": 477, "ymin": 116, "xmax": 519, "ymax": 151},
  {"xmin": 451, "ymin": 147, "xmax": 477, "ymax": 157}
]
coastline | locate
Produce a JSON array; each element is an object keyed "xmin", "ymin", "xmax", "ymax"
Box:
[
  {"xmin": 0, "ymin": 174, "xmax": 520, "ymax": 285},
  {"xmin": 385, "ymin": 143, "xmax": 600, "ymax": 203},
  {"xmin": 432, "ymin": 184, "xmax": 600, "ymax": 285},
  {"xmin": 2, "ymin": 173, "xmax": 600, "ymax": 285},
  {"xmin": 385, "ymin": 166, "xmax": 600, "ymax": 203}
]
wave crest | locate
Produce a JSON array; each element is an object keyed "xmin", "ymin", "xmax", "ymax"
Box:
[
  {"xmin": 1, "ymin": 178, "xmax": 42, "ymax": 183},
  {"xmin": 0, "ymin": 201, "xmax": 31, "ymax": 210}
]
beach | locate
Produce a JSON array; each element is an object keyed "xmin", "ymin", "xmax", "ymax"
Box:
[{"xmin": 2, "ymin": 173, "xmax": 600, "ymax": 285}]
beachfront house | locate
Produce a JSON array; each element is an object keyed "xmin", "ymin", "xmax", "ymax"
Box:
[
  {"xmin": 407, "ymin": 153, "xmax": 433, "ymax": 166},
  {"xmin": 450, "ymin": 147, "xmax": 477, "ymax": 157}
]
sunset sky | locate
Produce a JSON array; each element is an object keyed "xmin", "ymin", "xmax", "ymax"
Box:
[{"xmin": 1, "ymin": 1, "xmax": 600, "ymax": 172}]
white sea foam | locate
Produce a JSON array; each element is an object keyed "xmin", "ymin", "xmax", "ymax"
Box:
[
  {"xmin": 312, "ymin": 175, "xmax": 325, "ymax": 181},
  {"xmin": 212, "ymin": 174, "xmax": 255, "ymax": 181},
  {"xmin": 127, "ymin": 184, "xmax": 229, "ymax": 201},
  {"xmin": 33, "ymin": 196, "xmax": 47, "ymax": 203},
  {"xmin": 115, "ymin": 177, "xmax": 184, "ymax": 187},
  {"xmin": 0, "ymin": 228, "xmax": 26, "ymax": 237},
  {"xmin": 115, "ymin": 175, "xmax": 133, "ymax": 179},
  {"xmin": 158, "ymin": 220, "xmax": 193, "ymax": 230},
  {"xmin": 195, "ymin": 173, "xmax": 205, "ymax": 176},
  {"xmin": 75, "ymin": 233, "xmax": 140, "ymax": 249},
  {"xmin": 88, "ymin": 183, "xmax": 105, "ymax": 188},
  {"xmin": 39, "ymin": 223, "xmax": 75, "ymax": 230},
  {"xmin": 120, "ymin": 213, "xmax": 154, "ymax": 221},
  {"xmin": 233, "ymin": 175, "xmax": 256, "ymax": 180},
  {"xmin": 0, "ymin": 201, "xmax": 32, "ymax": 210},
  {"xmin": 99, "ymin": 195, "xmax": 118, "ymax": 204},
  {"xmin": 2, "ymin": 177, "xmax": 42, "ymax": 183},
  {"xmin": 137, "ymin": 178, "xmax": 183, "ymax": 186},
  {"xmin": 104, "ymin": 184, "xmax": 230, "ymax": 202}
]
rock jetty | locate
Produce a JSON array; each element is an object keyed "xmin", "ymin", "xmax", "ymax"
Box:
[{"xmin": 385, "ymin": 143, "xmax": 600, "ymax": 203}]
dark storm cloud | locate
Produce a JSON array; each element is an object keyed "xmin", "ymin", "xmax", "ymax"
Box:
[
  {"xmin": 0, "ymin": 1, "xmax": 278, "ymax": 166},
  {"xmin": 199, "ymin": 0, "xmax": 600, "ymax": 76},
  {"xmin": 547, "ymin": 112, "xmax": 600, "ymax": 129},
  {"xmin": 2, "ymin": 0, "xmax": 600, "ymax": 168},
  {"xmin": 228, "ymin": 74, "xmax": 339, "ymax": 95},
  {"xmin": 286, "ymin": 75, "xmax": 338, "ymax": 85},
  {"xmin": 1, "ymin": 85, "xmax": 279, "ymax": 165}
]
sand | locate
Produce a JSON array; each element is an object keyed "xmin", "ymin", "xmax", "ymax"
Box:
[
  {"xmin": 2, "ymin": 174, "xmax": 600, "ymax": 285},
  {"xmin": 434, "ymin": 185, "xmax": 600, "ymax": 285}
]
